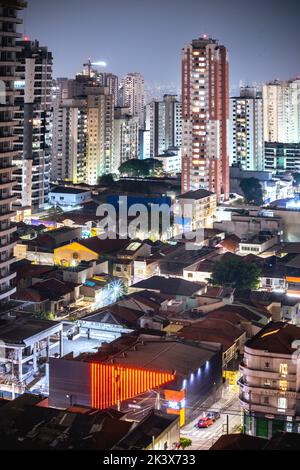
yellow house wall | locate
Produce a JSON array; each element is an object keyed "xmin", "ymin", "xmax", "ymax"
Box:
[{"xmin": 54, "ymin": 242, "xmax": 99, "ymax": 267}]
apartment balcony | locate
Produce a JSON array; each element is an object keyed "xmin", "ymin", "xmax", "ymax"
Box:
[
  {"xmin": 239, "ymin": 378, "xmax": 299, "ymax": 399},
  {"xmin": 0, "ymin": 194, "xmax": 16, "ymax": 206},
  {"xmin": 0, "ymin": 121, "xmax": 15, "ymax": 128},
  {"xmin": 0, "ymin": 15, "xmax": 23, "ymax": 24},
  {"xmin": 0, "ymin": 135, "xmax": 18, "ymax": 143},
  {"xmin": 0, "ymin": 210, "xmax": 16, "ymax": 222},
  {"xmin": 0, "ymin": 75, "xmax": 17, "ymax": 81},
  {"xmin": 240, "ymin": 363, "xmax": 297, "ymax": 382},
  {"xmin": 0, "ymin": 165, "xmax": 16, "ymax": 174},
  {"xmin": 239, "ymin": 395, "xmax": 296, "ymax": 417},
  {"xmin": 0, "ymin": 31, "xmax": 22, "ymax": 38},
  {"xmin": 0, "ymin": 224, "xmax": 16, "ymax": 238},
  {"xmin": 0, "ymin": 284, "xmax": 16, "ymax": 302},
  {"xmin": 0, "ymin": 46, "xmax": 23, "ymax": 53},
  {"xmin": 0, "ymin": 255, "xmax": 16, "ymax": 270},
  {"xmin": 0, "ymin": 239, "xmax": 16, "ymax": 254}
]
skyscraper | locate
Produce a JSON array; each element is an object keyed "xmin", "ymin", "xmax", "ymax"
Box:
[
  {"xmin": 97, "ymin": 72, "xmax": 119, "ymax": 106},
  {"xmin": 0, "ymin": 0, "xmax": 27, "ymax": 303},
  {"xmin": 230, "ymin": 87, "xmax": 264, "ymax": 171},
  {"xmin": 113, "ymin": 107, "xmax": 139, "ymax": 173},
  {"xmin": 181, "ymin": 36, "xmax": 229, "ymax": 201},
  {"xmin": 85, "ymin": 86, "xmax": 114, "ymax": 184},
  {"xmin": 51, "ymin": 76, "xmax": 115, "ymax": 185},
  {"xmin": 145, "ymin": 94, "xmax": 181, "ymax": 158},
  {"xmin": 13, "ymin": 39, "xmax": 53, "ymax": 209},
  {"xmin": 263, "ymin": 79, "xmax": 300, "ymax": 144},
  {"xmin": 123, "ymin": 73, "xmax": 145, "ymax": 128}
]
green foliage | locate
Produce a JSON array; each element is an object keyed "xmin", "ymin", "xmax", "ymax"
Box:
[
  {"xmin": 179, "ymin": 437, "xmax": 192, "ymax": 450},
  {"xmin": 118, "ymin": 158, "xmax": 164, "ymax": 177},
  {"xmin": 211, "ymin": 257, "xmax": 261, "ymax": 290},
  {"xmin": 239, "ymin": 178, "xmax": 264, "ymax": 206},
  {"xmin": 98, "ymin": 173, "xmax": 115, "ymax": 187},
  {"xmin": 119, "ymin": 159, "xmax": 150, "ymax": 177},
  {"xmin": 143, "ymin": 158, "xmax": 163, "ymax": 176},
  {"xmin": 32, "ymin": 311, "xmax": 55, "ymax": 321}
]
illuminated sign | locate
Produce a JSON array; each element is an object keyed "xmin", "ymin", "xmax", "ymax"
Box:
[{"xmin": 90, "ymin": 363, "xmax": 175, "ymax": 409}]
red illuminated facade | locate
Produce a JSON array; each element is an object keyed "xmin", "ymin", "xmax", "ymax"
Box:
[
  {"xmin": 90, "ymin": 363, "xmax": 175, "ymax": 409},
  {"xmin": 181, "ymin": 36, "xmax": 229, "ymax": 201}
]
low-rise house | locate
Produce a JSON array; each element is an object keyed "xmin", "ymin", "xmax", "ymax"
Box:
[
  {"xmin": 0, "ymin": 316, "xmax": 63, "ymax": 399},
  {"xmin": 49, "ymin": 186, "xmax": 92, "ymax": 208},
  {"xmin": 130, "ymin": 275, "xmax": 206, "ymax": 310},
  {"xmin": 13, "ymin": 278, "xmax": 81, "ymax": 317},
  {"xmin": 14, "ymin": 227, "xmax": 83, "ymax": 265}
]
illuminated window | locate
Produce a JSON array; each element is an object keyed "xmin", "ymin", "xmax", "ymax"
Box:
[
  {"xmin": 279, "ymin": 364, "xmax": 288, "ymax": 377},
  {"xmin": 278, "ymin": 397, "xmax": 287, "ymax": 411},
  {"xmin": 279, "ymin": 380, "xmax": 288, "ymax": 391}
]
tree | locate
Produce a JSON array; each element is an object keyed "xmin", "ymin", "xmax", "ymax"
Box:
[
  {"xmin": 119, "ymin": 159, "xmax": 150, "ymax": 177},
  {"xmin": 32, "ymin": 311, "xmax": 55, "ymax": 321},
  {"xmin": 98, "ymin": 173, "xmax": 115, "ymax": 187},
  {"xmin": 144, "ymin": 158, "xmax": 163, "ymax": 176},
  {"xmin": 179, "ymin": 437, "xmax": 192, "ymax": 450},
  {"xmin": 211, "ymin": 257, "xmax": 261, "ymax": 290},
  {"xmin": 239, "ymin": 178, "xmax": 264, "ymax": 206}
]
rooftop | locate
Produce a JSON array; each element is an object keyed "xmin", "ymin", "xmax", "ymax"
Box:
[
  {"xmin": 246, "ymin": 322, "xmax": 300, "ymax": 355},
  {"xmin": 131, "ymin": 275, "xmax": 206, "ymax": 296},
  {"xmin": 178, "ymin": 189, "xmax": 215, "ymax": 200},
  {"xmin": 0, "ymin": 316, "xmax": 61, "ymax": 345},
  {"xmin": 82, "ymin": 333, "xmax": 221, "ymax": 380},
  {"xmin": 49, "ymin": 186, "xmax": 91, "ymax": 195}
]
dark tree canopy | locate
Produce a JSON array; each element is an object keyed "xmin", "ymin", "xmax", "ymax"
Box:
[
  {"xmin": 98, "ymin": 173, "xmax": 115, "ymax": 187},
  {"xmin": 118, "ymin": 158, "xmax": 163, "ymax": 177},
  {"xmin": 211, "ymin": 257, "xmax": 261, "ymax": 290},
  {"xmin": 239, "ymin": 178, "xmax": 264, "ymax": 206}
]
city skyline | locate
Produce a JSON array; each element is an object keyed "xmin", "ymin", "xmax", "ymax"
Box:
[{"xmin": 23, "ymin": 0, "xmax": 300, "ymax": 92}]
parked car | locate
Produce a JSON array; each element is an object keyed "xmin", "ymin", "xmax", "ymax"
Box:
[
  {"xmin": 197, "ymin": 417, "xmax": 214, "ymax": 429},
  {"xmin": 207, "ymin": 411, "xmax": 221, "ymax": 422}
]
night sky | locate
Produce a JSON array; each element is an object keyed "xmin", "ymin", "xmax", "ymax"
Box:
[{"xmin": 22, "ymin": 0, "xmax": 300, "ymax": 93}]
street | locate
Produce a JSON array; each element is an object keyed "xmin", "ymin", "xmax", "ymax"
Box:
[{"xmin": 181, "ymin": 388, "xmax": 242, "ymax": 450}]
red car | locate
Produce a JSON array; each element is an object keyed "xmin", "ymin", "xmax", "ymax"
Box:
[{"xmin": 197, "ymin": 417, "xmax": 214, "ymax": 429}]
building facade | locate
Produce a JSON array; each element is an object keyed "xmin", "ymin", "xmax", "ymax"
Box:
[
  {"xmin": 13, "ymin": 39, "xmax": 52, "ymax": 209},
  {"xmin": 181, "ymin": 36, "xmax": 230, "ymax": 201},
  {"xmin": 264, "ymin": 142, "xmax": 300, "ymax": 173},
  {"xmin": 123, "ymin": 73, "xmax": 145, "ymax": 128},
  {"xmin": 240, "ymin": 323, "xmax": 300, "ymax": 438},
  {"xmin": 230, "ymin": 87, "xmax": 264, "ymax": 171},
  {"xmin": 0, "ymin": 0, "xmax": 27, "ymax": 303},
  {"xmin": 145, "ymin": 94, "xmax": 182, "ymax": 158},
  {"xmin": 263, "ymin": 79, "xmax": 300, "ymax": 144},
  {"xmin": 113, "ymin": 107, "xmax": 139, "ymax": 173}
]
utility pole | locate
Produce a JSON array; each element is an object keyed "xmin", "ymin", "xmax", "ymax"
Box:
[{"xmin": 226, "ymin": 415, "xmax": 229, "ymax": 434}]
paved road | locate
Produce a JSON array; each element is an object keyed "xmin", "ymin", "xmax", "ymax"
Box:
[{"xmin": 181, "ymin": 389, "xmax": 242, "ymax": 450}]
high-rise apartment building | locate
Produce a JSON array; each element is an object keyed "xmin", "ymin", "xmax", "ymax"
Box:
[
  {"xmin": 0, "ymin": 0, "xmax": 27, "ymax": 303},
  {"xmin": 181, "ymin": 36, "xmax": 229, "ymax": 201},
  {"xmin": 263, "ymin": 79, "xmax": 300, "ymax": 144},
  {"xmin": 13, "ymin": 39, "xmax": 52, "ymax": 209},
  {"xmin": 97, "ymin": 72, "xmax": 119, "ymax": 106},
  {"xmin": 51, "ymin": 97, "xmax": 87, "ymax": 183},
  {"xmin": 239, "ymin": 322, "xmax": 300, "ymax": 438},
  {"xmin": 145, "ymin": 94, "xmax": 181, "ymax": 158},
  {"xmin": 85, "ymin": 86, "xmax": 114, "ymax": 184},
  {"xmin": 123, "ymin": 73, "xmax": 145, "ymax": 127},
  {"xmin": 113, "ymin": 107, "xmax": 139, "ymax": 173},
  {"xmin": 51, "ymin": 77, "xmax": 115, "ymax": 185},
  {"xmin": 230, "ymin": 87, "xmax": 264, "ymax": 171}
]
